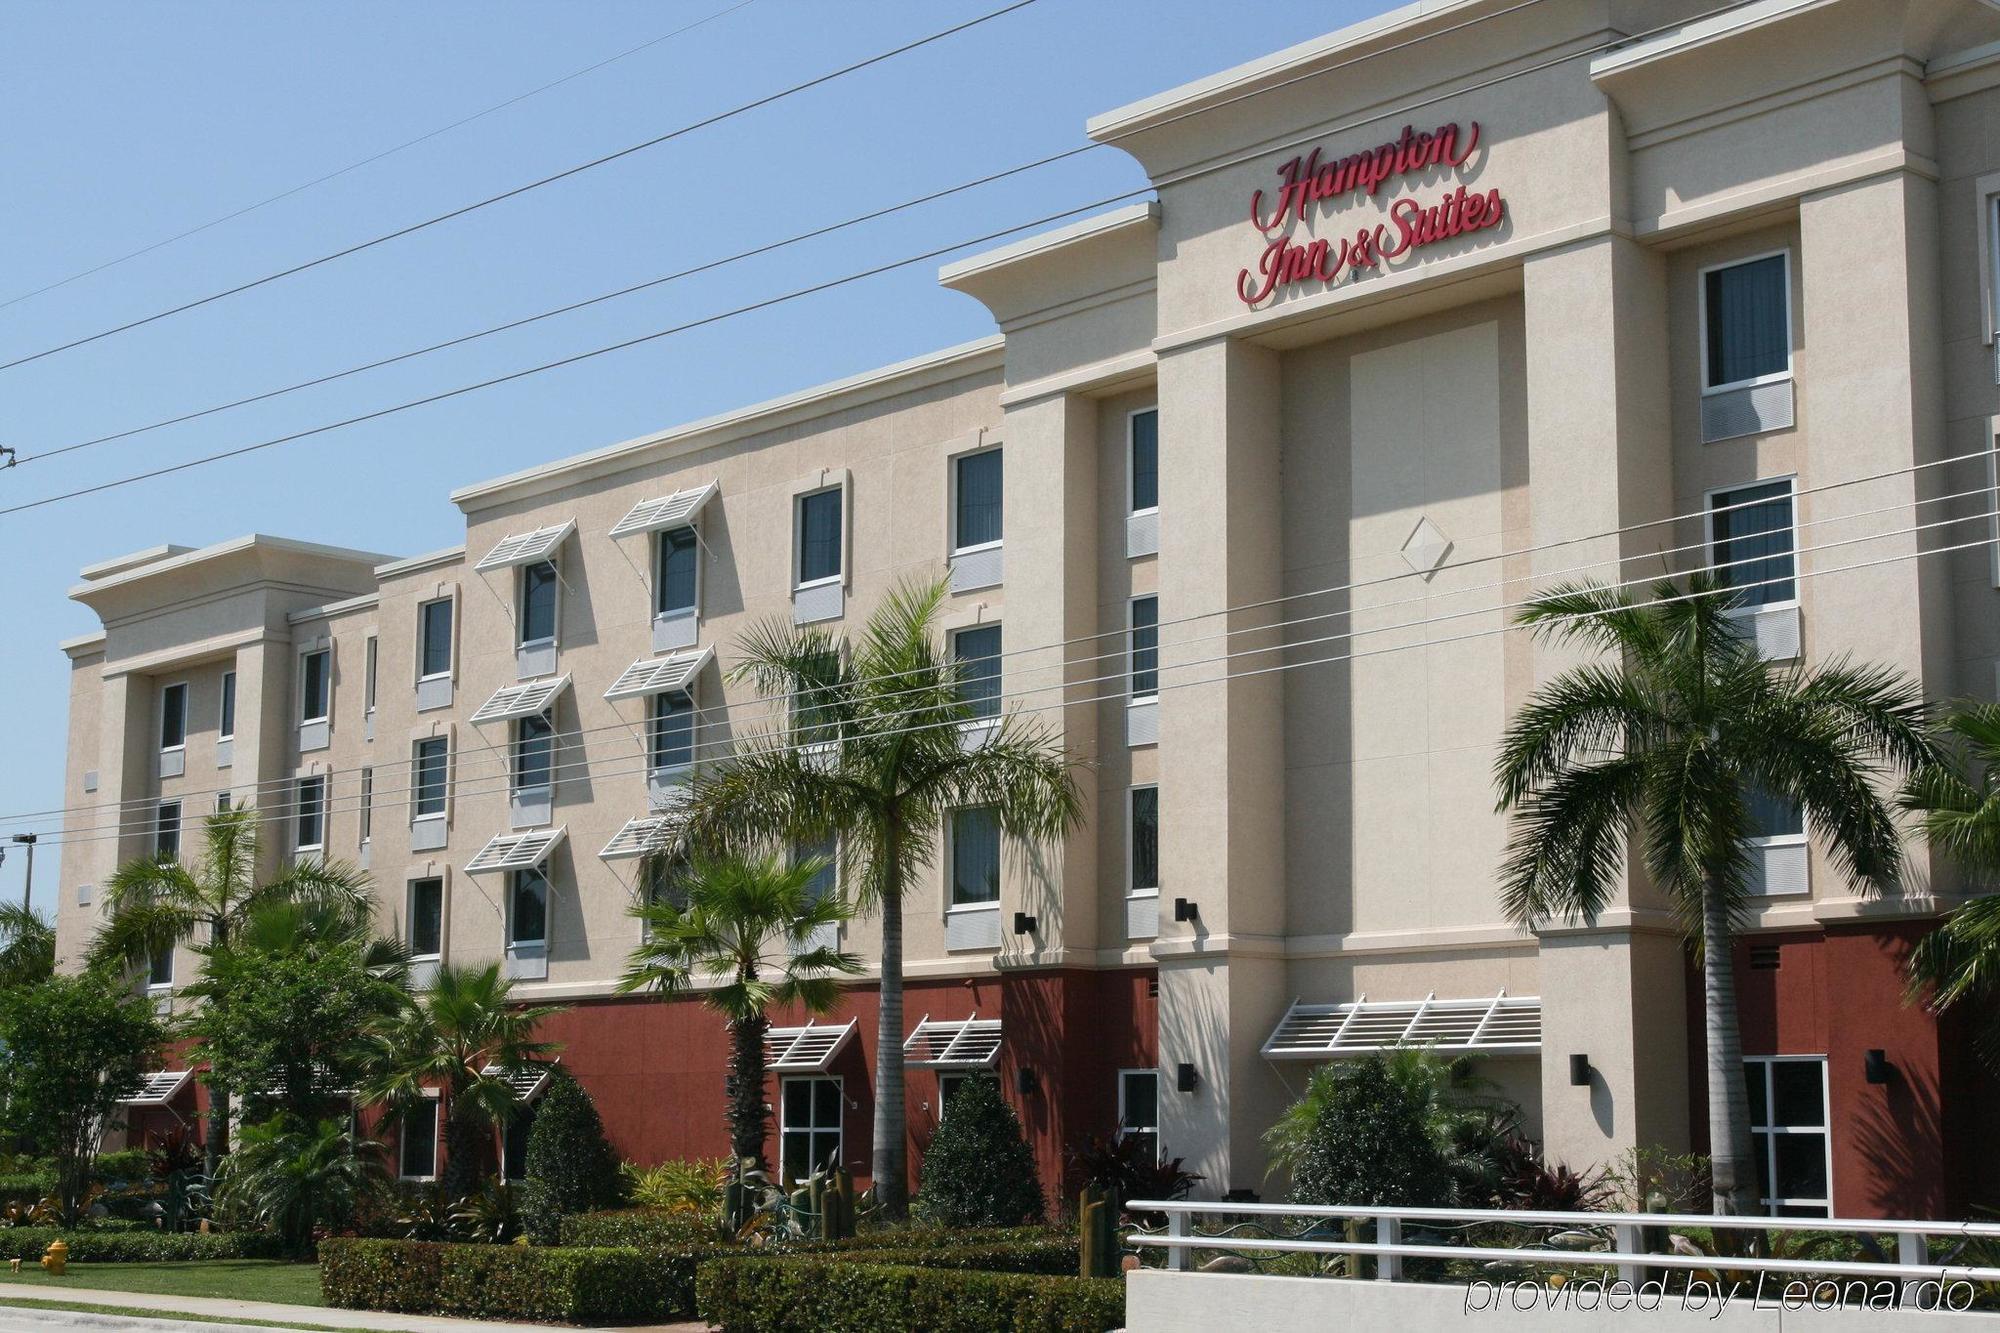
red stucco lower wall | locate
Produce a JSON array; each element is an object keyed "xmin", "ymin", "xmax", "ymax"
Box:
[
  {"xmin": 535, "ymin": 965, "xmax": 1158, "ymax": 1204},
  {"xmin": 1684, "ymin": 922, "xmax": 2000, "ymax": 1219}
]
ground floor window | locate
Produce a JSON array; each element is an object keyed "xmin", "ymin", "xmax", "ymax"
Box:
[
  {"xmin": 1744, "ymin": 1055, "xmax": 1829, "ymax": 1216},
  {"xmin": 1119, "ymin": 1068, "xmax": 1159, "ymax": 1164},
  {"xmin": 937, "ymin": 1072, "xmax": 995, "ymax": 1119},
  {"xmin": 780, "ymin": 1076, "xmax": 842, "ymax": 1183},
  {"xmin": 400, "ymin": 1098, "xmax": 440, "ymax": 1181}
]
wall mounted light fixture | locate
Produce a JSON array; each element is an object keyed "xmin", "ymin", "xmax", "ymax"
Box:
[
  {"xmin": 1174, "ymin": 898, "xmax": 1198, "ymax": 923},
  {"xmin": 1865, "ymin": 1049, "xmax": 1892, "ymax": 1085},
  {"xmin": 1012, "ymin": 911, "xmax": 1037, "ymax": 936},
  {"xmin": 1016, "ymin": 1066, "xmax": 1038, "ymax": 1096},
  {"xmin": 1569, "ymin": 1054, "xmax": 1591, "ymax": 1087},
  {"xmin": 1176, "ymin": 1063, "xmax": 1200, "ymax": 1093}
]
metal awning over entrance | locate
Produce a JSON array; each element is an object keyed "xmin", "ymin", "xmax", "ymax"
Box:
[
  {"xmin": 1261, "ymin": 991, "xmax": 1542, "ymax": 1060},
  {"xmin": 903, "ymin": 1014, "xmax": 1002, "ymax": 1070},
  {"xmin": 119, "ymin": 1070, "xmax": 192, "ymax": 1106},
  {"xmin": 765, "ymin": 1019, "xmax": 857, "ymax": 1073},
  {"xmin": 481, "ymin": 1062, "xmax": 556, "ymax": 1103}
]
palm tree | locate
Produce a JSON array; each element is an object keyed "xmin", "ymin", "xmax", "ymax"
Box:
[
  {"xmin": 0, "ymin": 903, "xmax": 54, "ymax": 991},
  {"xmin": 675, "ymin": 576, "xmax": 1083, "ymax": 1216},
  {"xmin": 616, "ymin": 852, "xmax": 859, "ymax": 1173},
  {"xmin": 90, "ymin": 806, "xmax": 373, "ymax": 1175},
  {"xmin": 214, "ymin": 1112, "xmax": 384, "ymax": 1256},
  {"xmin": 1492, "ymin": 575, "xmax": 1936, "ymax": 1214},
  {"xmin": 361, "ymin": 963, "xmax": 564, "ymax": 1199},
  {"xmin": 1902, "ymin": 702, "xmax": 2000, "ymax": 1040}
]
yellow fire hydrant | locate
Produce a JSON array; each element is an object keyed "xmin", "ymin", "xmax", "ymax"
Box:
[{"xmin": 40, "ymin": 1239, "xmax": 67, "ymax": 1275}]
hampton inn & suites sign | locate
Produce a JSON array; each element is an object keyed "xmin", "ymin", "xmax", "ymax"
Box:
[{"xmin": 1235, "ymin": 120, "xmax": 1504, "ymax": 306}]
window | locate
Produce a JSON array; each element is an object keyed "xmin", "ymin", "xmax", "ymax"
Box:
[
  {"xmin": 509, "ymin": 868, "xmax": 549, "ymax": 949},
  {"xmin": 1744, "ymin": 1056, "xmax": 1830, "ymax": 1217},
  {"xmin": 657, "ymin": 527, "xmax": 698, "ymax": 616},
  {"xmin": 155, "ymin": 801, "xmax": 182, "ymax": 861},
  {"xmin": 514, "ymin": 713, "xmax": 554, "ymax": 793},
  {"xmin": 408, "ymin": 877, "xmax": 444, "ymax": 959},
  {"xmin": 950, "ymin": 807, "xmax": 1000, "ymax": 908},
  {"xmin": 364, "ymin": 637, "xmax": 378, "ymax": 713},
  {"xmin": 1119, "ymin": 1069, "xmax": 1160, "ymax": 1163},
  {"xmin": 159, "ymin": 683, "xmax": 187, "ymax": 751},
  {"xmin": 215, "ymin": 793, "xmax": 231, "ymax": 814},
  {"xmin": 1129, "ymin": 409, "xmax": 1159, "ymax": 513},
  {"xmin": 399, "ymin": 1098, "xmax": 440, "ymax": 1180},
  {"xmin": 954, "ymin": 449, "xmax": 1003, "ymax": 551},
  {"xmin": 413, "ymin": 737, "xmax": 448, "ymax": 819},
  {"xmin": 295, "ymin": 776, "xmax": 326, "ymax": 852},
  {"xmin": 1130, "ymin": 786, "xmax": 1159, "ymax": 894},
  {"xmin": 519, "ymin": 559, "xmax": 559, "ymax": 646},
  {"xmin": 418, "ymin": 599, "xmax": 454, "ymax": 680},
  {"xmin": 1129, "ymin": 597, "xmax": 1159, "ymax": 699},
  {"xmin": 953, "ymin": 625, "xmax": 1002, "ymax": 721},
  {"xmin": 503, "ymin": 1106, "xmax": 537, "ymax": 1182},
  {"xmin": 1710, "ymin": 480, "xmax": 1795, "ymax": 609},
  {"xmin": 796, "ymin": 836, "xmax": 836, "ymax": 908},
  {"xmin": 644, "ymin": 856, "xmax": 691, "ymax": 915},
  {"xmin": 797, "ymin": 488, "xmax": 843, "ymax": 586},
  {"xmin": 651, "ymin": 691, "xmax": 694, "ymax": 773},
  {"xmin": 147, "ymin": 946, "xmax": 174, "ymax": 991},
  {"xmin": 1702, "ymin": 253, "xmax": 1791, "ymax": 391},
  {"xmin": 937, "ymin": 1072, "xmax": 996, "ymax": 1119},
  {"xmin": 359, "ymin": 767, "xmax": 374, "ymax": 845},
  {"xmin": 219, "ymin": 672, "xmax": 236, "ymax": 739},
  {"xmin": 301, "ymin": 649, "xmax": 330, "ymax": 723},
  {"xmin": 780, "ymin": 1076, "xmax": 842, "ymax": 1181},
  {"xmin": 794, "ymin": 652, "xmax": 842, "ymax": 748}
]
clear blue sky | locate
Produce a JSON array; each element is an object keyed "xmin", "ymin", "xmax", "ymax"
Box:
[{"xmin": 0, "ymin": 0, "xmax": 1382, "ymax": 911}]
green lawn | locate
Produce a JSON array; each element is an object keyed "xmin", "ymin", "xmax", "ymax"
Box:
[{"xmin": 0, "ymin": 1258, "xmax": 323, "ymax": 1306}]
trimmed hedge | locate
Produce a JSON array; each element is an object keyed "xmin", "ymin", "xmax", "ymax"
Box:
[
  {"xmin": 0, "ymin": 1228, "xmax": 285, "ymax": 1263},
  {"xmin": 697, "ymin": 1256, "xmax": 1123, "ymax": 1333},
  {"xmin": 559, "ymin": 1208, "xmax": 1060, "ymax": 1253},
  {"xmin": 319, "ymin": 1238, "xmax": 678, "ymax": 1324}
]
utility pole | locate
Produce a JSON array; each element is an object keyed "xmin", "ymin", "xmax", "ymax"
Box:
[{"xmin": 9, "ymin": 834, "xmax": 34, "ymax": 912}]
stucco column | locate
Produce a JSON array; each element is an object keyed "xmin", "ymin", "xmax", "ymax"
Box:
[
  {"xmin": 53, "ymin": 669, "xmax": 152, "ymax": 965},
  {"xmin": 1153, "ymin": 335, "xmax": 1290, "ymax": 1196},
  {"xmin": 999, "ymin": 391, "xmax": 1101, "ymax": 958},
  {"xmin": 229, "ymin": 636, "xmax": 294, "ymax": 882},
  {"xmin": 1523, "ymin": 235, "xmax": 1689, "ymax": 1171}
]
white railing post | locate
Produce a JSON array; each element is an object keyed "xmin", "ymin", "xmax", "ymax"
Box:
[
  {"xmin": 1898, "ymin": 1230, "xmax": 1927, "ymax": 1307},
  {"xmin": 1376, "ymin": 1215, "xmax": 1403, "ymax": 1282},
  {"xmin": 1614, "ymin": 1222, "xmax": 1642, "ymax": 1287},
  {"xmin": 1169, "ymin": 1209, "xmax": 1191, "ymax": 1272}
]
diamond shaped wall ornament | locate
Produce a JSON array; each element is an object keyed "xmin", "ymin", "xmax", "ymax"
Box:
[{"xmin": 1400, "ymin": 517, "xmax": 1453, "ymax": 579}]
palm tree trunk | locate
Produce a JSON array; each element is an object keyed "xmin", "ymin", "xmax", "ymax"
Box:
[
  {"xmin": 729, "ymin": 1010, "xmax": 771, "ymax": 1169},
  {"xmin": 872, "ymin": 832, "xmax": 908, "ymax": 1219},
  {"xmin": 1702, "ymin": 880, "xmax": 1759, "ymax": 1215},
  {"xmin": 440, "ymin": 1097, "xmax": 487, "ymax": 1199},
  {"xmin": 203, "ymin": 1087, "xmax": 230, "ymax": 1181}
]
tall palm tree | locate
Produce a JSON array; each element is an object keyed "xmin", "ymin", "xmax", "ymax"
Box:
[
  {"xmin": 676, "ymin": 576, "xmax": 1083, "ymax": 1216},
  {"xmin": 90, "ymin": 806, "xmax": 372, "ymax": 1175},
  {"xmin": 1493, "ymin": 575, "xmax": 1936, "ymax": 1214},
  {"xmin": 0, "ymin": 903, "xmax": 54, "ymax": 991},
  {"xmin": 361, "ymin": 962, "xmax": 564, "ymax": 1199},
  {"xmin": 616, "ymin": 852, "xmax": 859, "ymax": 1172},
  {"xmin": 1902, "ymin": 702, "xmax": 2000, "ymax": 1040}
]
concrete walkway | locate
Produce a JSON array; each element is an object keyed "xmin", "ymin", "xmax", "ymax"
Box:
[{"xmin": 0, "ymin": 1283, "xmax": 705, "ymax": 1332}]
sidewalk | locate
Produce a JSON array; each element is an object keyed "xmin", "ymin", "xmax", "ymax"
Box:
[{"xmin": 0, "ymin": 1283, "xmax": 705, "ymax": 1332}]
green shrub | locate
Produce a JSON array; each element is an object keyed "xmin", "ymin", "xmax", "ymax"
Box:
[
  {"xmin": 560, "ymin": 1207, "xmax": 723, "ymax": 1249},
  {"xmin": 519, "ymin": 1070, "xmax": 623, "ymax": 1245},
  {"xmin": 624, "ymin": 1157, "xmax": 728, "ymax": 1216},
  {"xmin": 319, "ymin": 1238, "xmax": 677, "ymax": 1323},
  {"xmin": 913, "ymin": 1078, "xmax": 1044, "ymax": 1228},
  {"xmin": 0, "ymin": 1228, "xmax": 286, "ymax": 1262},
  {"xmin": 0, "ymin": 1150, "xmax": 156, "ymax": 1204},
  {"xmin": 1277, "ymin": 1054, "xmax": 1458, "ymax": 1208},
  {"xmin": 697, "ymin": 1256, "xmax": 1122, "ymax": 1333},
  {"xmin": 807, "ymin": 1240, "xmax": 1080, "ymax": 1276}
]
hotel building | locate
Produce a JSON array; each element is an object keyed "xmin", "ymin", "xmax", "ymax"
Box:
[{"xmin": 49, "ymin": 0, "xmax": 2000, "ymax": 1216}]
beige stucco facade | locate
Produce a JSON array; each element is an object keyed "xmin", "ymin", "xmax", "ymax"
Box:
[{"xmin": 50, "ymin": 0, "xmax": 2000, "ymax": 1211}]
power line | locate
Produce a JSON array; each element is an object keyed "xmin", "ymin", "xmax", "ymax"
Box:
[
  {"xmin": 13, "ymin": 140, "xmax": 1102, "ymax": 467},
  {"xmin": 31, "ymin": 511, "xmax": 1996, "ymax": 849},
  {"xmin": 0, "ymin": 0, "xmax": 757, "ymax": 313},
  {"xmin": 0, "ymin": 186, "xmax": 1152, "ymax": 517},
  {"xmin": 10, "ymin": 445, "xmax": 1993, "ymax": 832},
  {"xmin": 0, "ymin": 0, "xmax": 1043, "ymax": 375}
]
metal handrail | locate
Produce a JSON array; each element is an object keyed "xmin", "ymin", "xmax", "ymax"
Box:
[{"xmin": 1124, "ymin": 1200, "xmax": 2000, "ymax": 1237}]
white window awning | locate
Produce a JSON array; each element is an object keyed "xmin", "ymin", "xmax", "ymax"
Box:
[
  {"xmin": 474, "ymin": 520, "xmax": 576, "ymax": 572},
  {"xmin": 765, "ymin": 1018, "xmax": 856, "ymax": 1073},
  {"xmin": 465, "ymin": 827, "xmax": 567, "ymax": 875},
  {"xmin": 603, "ymin": 646, "xmax": 713, "ymax": 702},
  {"xmin": 610, "ymin": 482, "xmax": 719, "ymax": 538},
  {"xmin": 1262, "ymin": 991, "xmax": 1543, "ymax": 1060},
  {"xmin": 481, "ymin": 1061, "xmax": 556, "ymax": 1103},
  {"xmin": 599, "ymin": 815, "xmax": 678, "ymax": 861},
  {"xmin": 471, "ymin": 674, "xmax": 572, "ymax": 724},
  {"xmin": 903, "ymin": 1014, "xmax": 1002, "ymax": 1070},
  {"xmin": 120, "ymin": 1070, "xmax": 192, "ymax": 1106}
]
